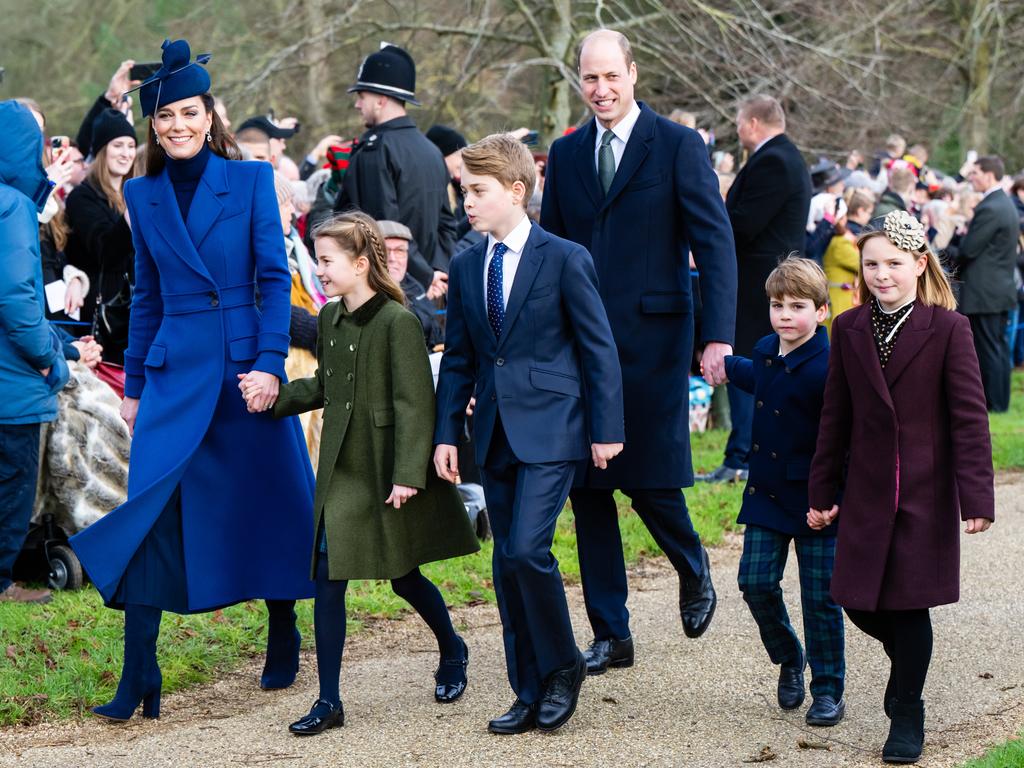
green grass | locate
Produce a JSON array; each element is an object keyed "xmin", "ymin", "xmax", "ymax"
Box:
[
  {"xmin": 3, "ymin": 371, "xmax": 1023, "ymax": 728},
  {"xmin": 961, "ymin": 735, "xmax": 1024, "ymax": 767}
]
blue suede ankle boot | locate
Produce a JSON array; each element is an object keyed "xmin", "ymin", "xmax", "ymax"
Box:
[
  {"xmin": 261, "ymin": 599, "xmax": 301, "ymax": 690},
  {"xmin": 92, "ymin": 604, "xmax": 163, "ymax": 721}
]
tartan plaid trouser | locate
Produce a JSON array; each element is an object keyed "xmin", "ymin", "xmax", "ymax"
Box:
[{"xmin": 737, "ymin": 524, "xmax": 845, "ymax": 699}]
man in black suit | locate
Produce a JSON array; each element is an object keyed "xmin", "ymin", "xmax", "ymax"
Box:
[
  {"xmin": 699, "ymin": 95, "xmax": 811, "ymax": 484},
  {"xmin": 953, "ymin": 155, "xmax": 1019, "ymax": 412}
]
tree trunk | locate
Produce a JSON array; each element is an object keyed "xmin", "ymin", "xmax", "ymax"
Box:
[
  {"xmin": 303, "ymin": 0, "xmax": 332, "ymax": 135},
  {"xmin": 540, "ymin": 0, "xmax": 574, "ymax": 146}
]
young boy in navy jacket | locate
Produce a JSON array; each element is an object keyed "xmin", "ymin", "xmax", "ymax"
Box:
[
  {"xmin": 723, "ymin": 257, "xmax": 846, "ymax": 727},
  {"xmin": 434, "ymin": 133, "xmax": 624, "ymax": 735}
]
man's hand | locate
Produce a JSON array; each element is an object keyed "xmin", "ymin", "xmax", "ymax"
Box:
[
  {"xmin": 700, "ymin": 342, "xmax": 732, "ymax": 386},
  {"xmin": 427, "ymin": 271, "xmax": 449, "ymax": 300},
  {"xmin": 591, "ymin": 442, "xmax": 623, "ymax": 470},
  {"xmin": 807, "ymin": 505, "xmax": 839, "ymax": 530},
  {"xmin": 465, "ymin": 397, "xmax": 476, "ymax": 417},
  {"xmin": 433, "ymin": 444, "xmax": 460, "ymax": 483},
  {"xmin": 310, "ymin": 134, "xmax": 345, "ymax": 162}
]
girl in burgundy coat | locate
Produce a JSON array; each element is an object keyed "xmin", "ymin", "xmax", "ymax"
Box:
[{"xmin": 807, "ymin": 210, "xmax": 994, "ymax": 764}]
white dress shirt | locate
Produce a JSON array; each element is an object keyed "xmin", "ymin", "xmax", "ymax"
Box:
[
  {"xmin": 594, "ymin": 101, "xmax": 642, "ymax": 173},
  {"xmin": 484, "ymin": 214, "xmax": 533, "ymax": 309}
]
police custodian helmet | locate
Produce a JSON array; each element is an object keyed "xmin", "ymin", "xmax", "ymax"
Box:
[{"xmin": 347, "ymin": 43, "xmax": 420, "ymax": 106}]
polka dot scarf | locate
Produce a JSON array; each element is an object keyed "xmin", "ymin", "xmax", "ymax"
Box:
[{"xmin": 870, "ymin": 298, "xmax": 914, "ymax": 368}]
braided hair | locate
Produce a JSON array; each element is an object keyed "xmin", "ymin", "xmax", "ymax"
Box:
[{"xmin": 311, "ymin": 212, "xmax": 406, "ymax": 305}]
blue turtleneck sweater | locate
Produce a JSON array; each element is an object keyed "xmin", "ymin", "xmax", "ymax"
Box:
[{"xmin": 165, "ymin": 143, "xmax": 211, "ymax": 222}]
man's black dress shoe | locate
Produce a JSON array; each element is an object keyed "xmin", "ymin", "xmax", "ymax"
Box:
[
  {"xmin": 536, "ymin": 651, "xmax": 586, "ymax": 732},
  {"xmin": 584, "ymin": 636, "xmax": 634, "ymax": 675},
  {"xmin": 806, "ymin": 695, "xmax": 845, "ymax": 726},
  {"xmin": 487, "ymin": 698, "xmax": 537, "ymax": 735},
  {"xmin": 435, "ymin": 635, "xmax": 469, "ymax": 703},
  {"xmin": 777, "ymin": 653, "xmax": 806, "ymax": 710},
  {"xmin": 289, "ymin": 699, "xmax": 344, "ymax": 736},
  {"xmin": 679, "ymin": 547, "xmax": 717, "ymax": 638}
]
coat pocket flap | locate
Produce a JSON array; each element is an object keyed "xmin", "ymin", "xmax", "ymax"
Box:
[
  {"xmin": 229, "ymin": 336, "xmax": 259, "ymax": 362},
  {"xmin": 527, "ymin": 284, "xmax": 553, "ymax": 300},
  {"xmin": 144, "ymin": 344, "xmax": 167, "ymax": 368},
  {"xmin": 529, "ymin": 368, "xmax": 580, "ymax": 397},
  {"xmin": 373, "ymin": 408, "xmax": 396, "ymax": 427},
  {"xmin": 785, "ymin": 459, "xmax": 811, "ymax": 481},
  {"xmin": 640, "ymin": 292, "xmax": 687, "ymax": 314}
]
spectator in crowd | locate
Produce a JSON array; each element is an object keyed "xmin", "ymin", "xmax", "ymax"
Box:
[
  {"xmin": 39, "ymin": 198, "xmax": 89, "ymax": 325},
  {"xmin": 805, "ymin": 167, "xmax": 852, "ymax": 264},
  {"xmin": 64, "ymin": 108, "xmax": 136, "ymax": 364},
  {"xmin": 1010, "ymin": 174, "xmax": 1024, "ymax": 366},
  {"xmin": 0, "ymin": 99, "xmax": 71, "ymax": 605},
  {"xmin": 235, "ymin": 125, "xmax": 275, "ymax": 165},
  {"xmin": 334, "ymin": 44, "xmax": 456, "ymax": 297},
  {"xmin": 823, "ymin": 189, "xmax": 874, "ymax": 334},
  {"xmin": 296, "ymin": 133, "xmax": 346, "ymax": 181},
  {"xmin": 278, "ymin": 154, "xmax": 301, "ymax": 181},
  {"xmin": 426, "ymin": 125, "xmax": 470, "ymax": 239},
  {"xmin": 238, "ymin": 114, "xmax": 297, "ymax": 168},
  {"xmin": 872, "ymin": 166, "xmax": 916, "ymax": 220},
  {"xmin": 75, "ymin": 61, "xmax": 139, "ymax": 160},
  {"xmin": 713, "ymin": 151, "xmax": 736, "ymax": 198},
  {"xmin": 700, "ymin": 94, "xmax": 810, "ymax": 485},
  {"xmin": 378, "ymin": 219, "xmax": 443, "ymax": 348},
  {"xmin": 669, "ymin": 109, "xmax": 697, "ymax": 129},
  {"xmin": 948, "ymin": 155, "xmax": 1019, "ymax": 412},
  {"xmin": 213, "ymin": 97, "xmax": 232, "ymax": 132},
  {"xmin": 869, "ymin": 133, "xmax": 907, "ymax": 181}
]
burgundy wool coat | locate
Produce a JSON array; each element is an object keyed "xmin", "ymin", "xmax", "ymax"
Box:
[{"xmin": 808, "ymin": 301, "xmax": 995, "ymax": 611}]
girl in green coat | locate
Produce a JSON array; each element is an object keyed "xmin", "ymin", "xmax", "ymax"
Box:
[{"xmin": 247, "ymin": 212, "xmax": 479, "ymax": 736}]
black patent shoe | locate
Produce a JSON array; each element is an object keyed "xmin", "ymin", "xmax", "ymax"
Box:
[
  {"xmin": 435, "ymin": 636, "xmax": 469, "ymax": 703},
  {"xmin": 536, "ymin": 652, "xmax": 586, "ymax": 732},
  {"xmin": 583, "ymin": 636, "xmax": 634, "ymax": 675},
  {"xmin": 806, "ymin": 695, "xmax": 845, "ymax": 726},
  {"xmin": 487, "ymin": 698, "xmax": 537, "ymax": 735},
  {"xmin": 289, "ymin": 699, "xmax": 344, "ymax": 736},
  {"xmin": 680, "ymin": 548, "xmax": 717, "ymax": 638},
  {"xmin": 777, "ymin": 653, "xmax": 806, "ymax": 710}
]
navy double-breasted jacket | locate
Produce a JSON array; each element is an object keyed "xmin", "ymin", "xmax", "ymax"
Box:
[
  {"xmin": 540, "ymin": 103, "xmax": 737, "ymax": 489},
  {"xmin": 725, "ymin": 326, "xmax": 833, "ymax": 537},
  {"xmin": 71, "ymin": 154, "xmax": 315, "ymax": 611}
]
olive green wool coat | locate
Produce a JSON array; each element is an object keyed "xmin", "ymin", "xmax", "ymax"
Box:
[{"xmin": 274, "ymin": 293, "xmax": 479, "ymax": 580}]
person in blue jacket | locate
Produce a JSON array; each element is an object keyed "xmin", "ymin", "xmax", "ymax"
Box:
[
  {"xmin": 723, "ymin": 257, "xmax": 846, "ymax": 727},
  {"xmin": 0, "ymin": 100, "xmax": 71, "ymax": 605},
  {"xmin": 70, "ymin": 40, "xmax": 315, "ymax": 721}
]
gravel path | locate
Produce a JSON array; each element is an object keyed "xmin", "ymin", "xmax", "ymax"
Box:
[{"xmin": 3, "ymin": 476, "xmax": 1023, "ymax": 768}]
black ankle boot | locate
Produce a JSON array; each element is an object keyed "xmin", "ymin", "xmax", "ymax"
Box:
[
  {"xmin": 92, "ymin": 604, "xmax": 163, "ymax": 721},
  {"xmin": 261, "ymin": 600, "xmax": 301, "ymax": 690},
  {"xmin": 882, "ymin": 699, "xmax": 925, "ymax": 764}
]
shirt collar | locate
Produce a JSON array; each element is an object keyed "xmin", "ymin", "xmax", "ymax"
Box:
[
  {"xmin": 487, "ymin": 213, "xmax": 532, "ymax": 256},
  {"xmin": 752, "ymin": 134, "xmax": 777, "ymax": 156},
  {"xmin": 595, "ymin": 101, "xmax": 641, "ymax": 147},
  {"xmin": 982, "ymin": 184, "xmax": 1002, "ymax": 199}
]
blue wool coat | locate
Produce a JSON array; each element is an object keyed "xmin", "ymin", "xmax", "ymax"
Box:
[
  {"xmin": 725, "ymin": 327, "xmax": 833, "ymax": 537},
  {"xmin": 71, "ymin": 153, "xmax": 315, "ymax": 611}
]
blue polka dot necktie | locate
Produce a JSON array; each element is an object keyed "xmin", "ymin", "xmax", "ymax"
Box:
[{"xmin": 487, "ymin": 241, "xmax": 508, "ymax": 337}]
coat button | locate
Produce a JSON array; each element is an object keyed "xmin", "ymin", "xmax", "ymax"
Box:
[
  {"xmin": 773, "ymin": 409, "xmax": 780, "ymax": 416},
  {"xmin": 330, "ymin": 339, "xmax": 336, "ymax": 347},
  {"xmin": 771, "ymin": 451, "xmax": 778, "ymax": 460},
  {"xmin": 346, "ymin": 373, "xmax": 353, "ymax": 381},
  {"xmin": 491, "ymin": 394, "xmax": 497, "ymax": 401},
  {"xmin": 765, "ymin": 359, "xmax": 772, "ymax": 366},
  {"xmin": 349, "ymin": 344, "xmax": 356, "ymax": 352},
  {"xmin": 784, "ymin": 368, "xmax": 791, "ymax": 374},
  {"xmin": 747, "ymin": 486, "xmax": 756, "ymax": 495},
  {"xmin": 756, "ymin": 400, "xmax": 764, "ymax": 408},
  {"xmin": 345, "ymin": 401, "xmax": 352, "ymax": 410},
  {"xmin": 496, "ymin": 358, "xmax": 505, "ymax": 366},
  {"xmin": 769, "ymin": 493, "xmax": 777, "ymax": 500},
  {"xmin": 209, "ymin": 291, "xmax": 219, "ymax": 307},
  {"xmin": 752, "ymin": 443, "xmax": 759, "ymax": 452},
  {"xmin": 326, "ymin": 368, "xmax": 333, "ymax": 377},
  {"xmin": 324, "ymin": 396, "xmax": 330, "ymax": 406}
]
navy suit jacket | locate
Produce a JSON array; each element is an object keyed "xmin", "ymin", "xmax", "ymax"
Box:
[
  {"xmin": 725, "ymin": 326, "xmax": 833, "ymax": 537},
  {"xmin": 434, "ymin": 222, "xmax": 624, "ymax": 465},
  {"xmin": 541, "ymin": 103, "xmax": 737, "ymax": 488}
]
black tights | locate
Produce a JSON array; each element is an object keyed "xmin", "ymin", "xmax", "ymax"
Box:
[
  {"xmin": 313, "ymin": 553, "xmax": 461, "ymax": 706},
  {"xmin": 845, "ymin": 607, "xmax": 932, "ymax": 702}
]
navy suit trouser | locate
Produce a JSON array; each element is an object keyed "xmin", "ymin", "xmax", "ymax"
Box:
[
  {"xmin": 571, "ymin": 487, "xmax": 706, "ymax": 641},
  {"xmin": 724, "ymin": 382, "xmax": 754, "ymax": 470},
  {"xmin": 479, "ymin": 417, "xmax": 579, "ymax": 705}
]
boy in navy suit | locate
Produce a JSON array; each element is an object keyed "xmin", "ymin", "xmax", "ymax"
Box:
[
  {"xmin": 434, "ymin": 133, "xmax": 624, "ymax": 734},
  {"xmin": 723, "ymin": 257, "xmax": 845, "ymax": 727}
]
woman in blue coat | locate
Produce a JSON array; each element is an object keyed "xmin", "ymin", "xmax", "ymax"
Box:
[{"xmin": 70, "ymin": 39, "xmax": 315, "ymax": 720}]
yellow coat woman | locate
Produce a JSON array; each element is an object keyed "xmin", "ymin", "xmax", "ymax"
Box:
[{"xmin": 823, "ymin": 231, "xmax": 859, "ymax": 335}]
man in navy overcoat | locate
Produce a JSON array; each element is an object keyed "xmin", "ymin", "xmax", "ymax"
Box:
[{"xmin": 540, "ymin": 29, "xmax": 737, "ymax": 673}]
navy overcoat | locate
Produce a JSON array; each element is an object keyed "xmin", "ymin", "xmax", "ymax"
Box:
[
  {"xmin": 540, "ymin": 104, "xmax": 737, "ymax": 488},
  {"xmin": 71, "ymin": 154, "xmax": 315, "ymax": 611}
]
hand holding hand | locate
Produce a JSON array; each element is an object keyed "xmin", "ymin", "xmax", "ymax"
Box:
[
  {"xmin": 236, "ymin": 371, "xmax": 280, "ymax": 413},
  {"xmin": 385, "ymin": 484, "xmax": 419, "ymax": 509},
  {"xmin": 433, "ymin": 444, "xmax": 460, "ymax": 483},
  {"xmin": 700, "ymin": 342, "xmax": 733, "ymax": 386},
  {"xmin": 965, "ymin": 517, "xmax": 991, "ymax": 534},
  {"xmin": 807, "ymin": 505, "xmax": 839, "ymax": 530},
  {"xmin": 591, "ymin": 442, "xmax": 623, "ymax": 470},
  {"xmin": 71, "ymin": 337, "xmax": 103, "ymax": 369}
]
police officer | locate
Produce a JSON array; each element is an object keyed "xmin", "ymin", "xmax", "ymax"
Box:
[{"xmin": 335, "ymin": 44, "xmax": 455, "ymax": 294}]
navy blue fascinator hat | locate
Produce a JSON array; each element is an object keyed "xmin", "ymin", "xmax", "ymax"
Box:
[{"xmin": 129, "ymin": 39, "xmax": 212, "ymax": 118}]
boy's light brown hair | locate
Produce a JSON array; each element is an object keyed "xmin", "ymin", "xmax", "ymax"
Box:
[
  {"xmin": 461, "ymin": 133, "xmax": 536, "ymax": 210},
  {"xmin": 765, "ymin": 255, "xmax": 828, "ymax": 308}
]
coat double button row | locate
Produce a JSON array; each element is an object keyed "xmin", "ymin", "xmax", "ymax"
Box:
[
  {"xmin": 747, "ymin": 486, "xmax": 777, "ymax": 500},
  {"xmin": 208, "ymin": 291, "xmax": 219, "ymax": 307},
  {"xmin": 755, "ymin": 402, "xmax": 781, "ymax": 416},
  {"xmin": 750, "ymin": 445, "xmax": 778, "ymax": 459}
]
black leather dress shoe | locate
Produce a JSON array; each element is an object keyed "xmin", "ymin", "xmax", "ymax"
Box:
[
  {"xmin": 435, "ymin": 635, "xmax": 469, "ymax": 703},
  {"xmin": 289, "ymin": 699, "xmax": 344, "ymax": 736},
  {"xmin": 806, "ymin": 695, "xmax": 846, "ymax": 726},
  {"xmin": 536, "ymin": 652, "xmax": 586, "ymax": 732},
  {"xmin": 584, "ymin": 636, "xmax": 634, "ymax": 676},
  {"xmin": 777, "ymin": 654, "xmax": 806, "ymax": 711},
  {"xmin": 679, "ymin": 548, "xmax": 717, "ymax": 638},
  {"xmin": 487, "ymin": 698, "xmax": 537, "ymax": 735}
]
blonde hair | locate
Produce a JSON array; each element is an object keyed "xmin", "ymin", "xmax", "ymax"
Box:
[
  {"xmin": 461, "ymin": 133, "xmax": 536, "ymax": 210},
  {"xmin": 888, "ymin": 167, "xmax": 916, "ymax": 196},
  {"xmin": 765, "ymin": 255, "xmax": 828, "ymax": 308},
  {"xmin": 311, "ymin": 212, "xmax": 405, "ymax": 305},
  {"xmin": 738, "ymin": 95, "xmax": 786, "ymax": 129},
  {"xmin": 845, "ymin": 188, "xmax": 874, "ymax": 217},
  {"xmin": 86, "ymin": 144, "xmax": 134, "ymax": 215},
  {"xmin": 856, "ymin": 231, "xmax": 956, "ymax": 310}
]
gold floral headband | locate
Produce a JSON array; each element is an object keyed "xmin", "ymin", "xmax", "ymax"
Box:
[{"xmin": 881, "ymin": 210, "xmax": 927, "ymax": 253}]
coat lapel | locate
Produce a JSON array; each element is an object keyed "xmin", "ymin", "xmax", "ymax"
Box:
[
  {"xmin": 147, "ymin": 172, "xmax": 213, "ymax": 282},
  {"xmin": 497, "ymin": 227, "xmax": 544, "ymax": 349},
  {"xmin": 572, "ymin": 120, "xmax": 603, "ymax": 210},
  {"xmin": 185, "ymin": 153, "xmax": 229, "ymax": 251},
  {"xmin": 845, "ymin": 305, "xmax": 895, "ymax": 411},
  {"xmin": 599, "ymin": 105, "xmax": 654, "ymax": 213},
  {"xmin": 883, "ymin": 304, "xmax": 935, "ymax": 388}
]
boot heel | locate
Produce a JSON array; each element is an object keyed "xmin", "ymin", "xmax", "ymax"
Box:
[{"xmin": 142, "ymin": 690, "xmax": 161, "ymax": 719}]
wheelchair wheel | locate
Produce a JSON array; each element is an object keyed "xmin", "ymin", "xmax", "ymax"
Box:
[{"xmin": 47, "ymin": 544, "xmax": 83, "ymax": 591}]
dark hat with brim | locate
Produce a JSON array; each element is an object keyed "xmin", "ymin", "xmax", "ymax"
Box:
[
  {"xmin": 348, "ymin": 44, "xmax": 420, "ymax": 106},
  {"xmin": 237, "ymin": 115, "xmax": 298, "ymax": 139},
  {"xmin": 130, "ymin": 39, "xmax": 212, "ymax": 118},
  {"xmin": 91, "ymin": 108, "xmax": 137, "ymax": 156},
  {"xmin": 426, "ymin": 125, "xmax": 467, "ymax": 157}
]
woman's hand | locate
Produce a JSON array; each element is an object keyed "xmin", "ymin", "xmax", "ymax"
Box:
[
  {"xmin": 965, "ymin": 518, "xmax": 992, "ymax": 534},
  {"xmin": 807, "ymin": 505, "xmax": 839, "ymax": 530},
  {"xmin": 237, "ymin": 371, "xmax": 280, "ymax": 413},
  {"xmin": 65, "ymin": 277, "xmax": 85, "ymax": 315},
  {"xmin": 71, "ymin": 336, "xmax": 103, "ymax": 369},
  {"xmin": 120, "ymin": 396, "xmax": 140, "ymax": 436},
  {"xmin": 385, "ymin": 484, "xmax": 419, "ymax": 509},
  {"xmin": 45, "ymin": 148, "xmax": 74, "ymax": 188},
  {"xmin": 105, "ymin": 60, "xmax": 141, "ymax": 107}
]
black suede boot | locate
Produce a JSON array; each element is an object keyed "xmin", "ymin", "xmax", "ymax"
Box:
[
  {"xmin": 92, "ymin": 604, "xmax": 163, "ymax": 721},
  {"xmin": 261, "ymin": 599, "xmax": 301, "ymax": 690},
  {"xmin": 882, "ymin": 699, "xmax": 925, "ymax": 764}
]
